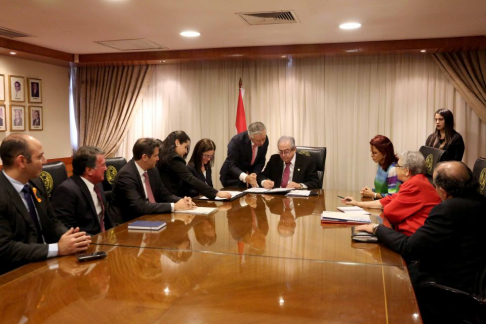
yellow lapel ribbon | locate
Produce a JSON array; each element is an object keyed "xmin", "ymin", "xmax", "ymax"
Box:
[{"xmin": 32, "ymin": 187, "xmax": 42, "ymax": 203}]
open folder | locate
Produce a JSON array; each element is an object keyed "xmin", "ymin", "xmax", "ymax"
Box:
[{"xmin": 321, "ymin": 211, "xmax": 371, "ymax": 225}]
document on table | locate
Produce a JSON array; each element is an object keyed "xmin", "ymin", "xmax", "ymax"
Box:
[
  {"xmin": 174, "ymin": 207, "xmax": 218, "ymax": 215},
  {"xmin": 198, "ymin": 191, "xmax": 245, "ymax": 201},
  {"xmin": 244, "ymin": 188, "xmax": 292, "ymax": 194},
  {"xmin": 337, "ymin": 206, "xmax": 371, "ymax": 215},
  {"xmin": 286, "ymin": 190, "xmax": 311, "ymax": 197},
  {"xmin": 321, "ymin": 211, "xmax": 371, "ymax": 223}
]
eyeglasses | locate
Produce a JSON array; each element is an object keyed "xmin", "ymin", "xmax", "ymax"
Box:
[
  {"xmin": 395, "ymin": 164, "xmax": 405, "ymax": 169},
  {"xmin": 202, "ymin": 154, "xmax": 214, "ymax": 159},
  {"xmin": 278, "ymin": 149, "xmax": 293, "ymax": 156}
]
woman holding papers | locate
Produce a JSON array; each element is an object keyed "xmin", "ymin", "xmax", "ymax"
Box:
[
  {"xmin": 157, "ymin": 132, "xmax": 232, "ymax": 200},
  {"xmin": 360, "ymin": 135, "xmax": 400, "ymax": 199},
  {"xmin": 342, "ymin": 151, "xmax": 441, "ymax": 236},
  {"xmin": 425, "ymin": 108, "xmax": 465, "ymax": 161}
]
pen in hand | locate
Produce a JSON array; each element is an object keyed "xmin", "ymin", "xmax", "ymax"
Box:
[{"xmin": 337, "ymin": 195, "xmax": 352, "ymax": 202}]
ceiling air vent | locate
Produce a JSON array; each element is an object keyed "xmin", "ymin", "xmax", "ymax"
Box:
[
  {"xmin": 238, "ymin": 10, "xmax": 299, "ymax": 25},
  {"xmin": 95, "ymin": 38, "xmax": 168, "ymax": 51},
  {"xmin": 0, "ymin": 26, "xmax": 33, "ymax": 38}
]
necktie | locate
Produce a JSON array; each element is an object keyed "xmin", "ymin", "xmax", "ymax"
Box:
[
  {"xmin": 93, "ymin": 185, "xmax": 105, "ymax": 233},
  {"xmin": 281, "ymin": 162, "xmax": 291, "ymax": 188},
  {"xmin": 143, "ymin": 172, "xmax": 156, "ymax": 203},
  {"xmin": 250, "ymin": 144, "xmax": 257, "ymax": 165},
  {"xmin": 21, "ymin": 185, "xmax": 43, "ymax": 243}
]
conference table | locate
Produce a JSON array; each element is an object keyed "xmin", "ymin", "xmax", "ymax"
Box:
[{"xmin": 0, "ymin": 189, "xmax": 422, "ymax": 323}]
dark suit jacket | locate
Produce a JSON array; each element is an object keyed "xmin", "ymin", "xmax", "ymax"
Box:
[
  {"xmin": 258, "ymin": 153, "xmax": 320, "ymax": 189},
  {"xmin": 0, "ymin": 172, "xmax": 67, "ymax": 274},
  {"xmin": 157, "ymin": 153, "xmax": 218, "ymax": 199},
  {"xmin": 33, "ymin": 119, "xmax": 40, "ymax": 126},
  {"xmin": 0, "ymin": 117, "xmax": 3, "ymax": 127},
  {"xmin": 110, "ymin": 160, "xmax": 181, "ymax": 222},
  {"xmin": 220, "ymin": 131, "xmax": 269, "ymax": 187},
  {"xmin": 183, "ymin": 163, "xmax": 213, "ymax": 197},
  {"xmin": 375, "ymin": 193, "xmax": 486, "ymax": 293},
  {"xmin": 51, "ymin": 175, "xmax": 113, "ymax": 235}
]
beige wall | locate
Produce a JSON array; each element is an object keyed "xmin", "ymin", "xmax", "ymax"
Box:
[{"xmin": 0, "ymin": 55, "xmax": 71, "ymax": 161}]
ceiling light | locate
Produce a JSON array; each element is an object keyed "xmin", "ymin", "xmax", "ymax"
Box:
[
  {"xmin": 420, "ymin": 49, "xmax": 426, "ymax": 53},
  {"xmin": 180, "ymin": 31, "xmax": 200, "ymax": 37},
  {"xmin": 339, "ymin": 22, "xmax": 361, "ymax": 30},
  {"xmin": 281, "ymin": 55, "xmax": 287, "ymax": 58},
  {"xmin": 10, "ymin": 51, "xmax": 16, "ymax": 55}
]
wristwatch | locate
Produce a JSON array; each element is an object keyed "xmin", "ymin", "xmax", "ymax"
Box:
[{"xmin": 372, "ymin": 224, "xmax": 380, "ymax": 235}]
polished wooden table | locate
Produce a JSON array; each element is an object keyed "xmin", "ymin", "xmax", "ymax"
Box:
[{"xmin": 0, "ymin": 190, "xmax": 422, "ymax": 323}]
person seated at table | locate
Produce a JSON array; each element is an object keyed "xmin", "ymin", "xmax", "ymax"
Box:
[
  {"xmin": 356, "ymin": 161, "xmax": 486, "ymax": 323},
  {"xmin": 0, "ymin": 134, "xmax": 91, "ymax": 274},
  {"xmin": 425, "ymin": 108, "xmax": 465, "ymax": 161},
  {"xmin": 360, "ymin": 135, "xmax": 401, "ymax": 199},
  {"xmin": 156, "ymin": 131, "xmax": 231, "ymax": 200},
  {"xmin": 110, "ymin": 138, "xmax": 195, "ymax": 223},
  {"xmin": 342, "ymin": 151, "xmax": 441, "ymax": 236},
  {"xmin": 220, "ymin": 122, "xmax": 269, "ymax": 188},
  {"xmin": 52, "ymin": 146, "xmax": 114, "ymax": 235},
  {"xmin": 258, "ymin": 136, "xmax": 319, "ymax": 189}
]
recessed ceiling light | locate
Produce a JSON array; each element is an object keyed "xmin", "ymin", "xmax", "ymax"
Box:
[
  {"xmin": 420, "ymin": 49, "xmax": 427, "ymax": 53},
  {"xmin": 339, "ymin": 22, "xmax": 361, "ymax": 30},
  {"xmin": 180, "ymin": 31, "xmax": 200, "ymax": 37},
  {"xmin": 10, "ymin": 51, "xmax": 16, "ymax": 55}
]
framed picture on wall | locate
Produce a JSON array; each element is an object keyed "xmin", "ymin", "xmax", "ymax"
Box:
[
  {"xmin": 10, "ymin": 105, "xmax": 25, "ymax": 131},
  {"xmin": 9, "ymin": 75, "xmax": 25, "ymax": 102},
  {"xmin": 28, "ymin": 78, "xmax": 42, "ymax": 103},
  {"xmin": 29, "ymin": 106, "xmax": 43, "ymax": 131},
  {"xmin": 0, "ymin": 104, "xmax": 6, "ymax": 131},
  {"xmin": 0, "ymin": 74, "xmax": 5, "ymax": 102}
]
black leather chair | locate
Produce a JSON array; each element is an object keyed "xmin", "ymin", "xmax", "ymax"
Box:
[
  {"xmin": 296, "ymin": 146, "xmax": 326, "ymax": 188},
  {"xmin": 40, "ymin": 161, "xmax": 68, "ymax": 199},
  {"xmin": 473, "ymin": 157, "xmax": 486, "ymax": 197},
  {"xmin": 419, "ymin": 146, "xmax": 446, "ymax": 184},
  {"xmin": 102, "ymin": 157, "xmax": 127, "ymax": 202},
  {"xmin": 416, "ymin": 260, "xmax": 486, "ymax": 323}
]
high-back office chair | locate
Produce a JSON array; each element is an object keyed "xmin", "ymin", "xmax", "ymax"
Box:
[
  {"xmin": 296, "ymin": 146, "xmax": 327, "ymax": 188},
  {"xmin": 419, "ymin": 146, "xmax": 446, "ymax": 184},
  {"xmin": 473, "ymin": 157, "xmax": 486, "ymax": 197},
  {"xmin": 40, "ymin": 161, "xmax": 68, "ymax": 199},
  {"xmin": 102, "ymin": 157, "xmax": 127, "ymax": 202},
  {"xmin": 417, "ymin": 260, "xmax": 486, "ymax": 323}
]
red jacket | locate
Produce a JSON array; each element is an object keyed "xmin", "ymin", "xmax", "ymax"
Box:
[{"xmin": 380, "ymin": 174, "xmax": 441, "ymax": 236}]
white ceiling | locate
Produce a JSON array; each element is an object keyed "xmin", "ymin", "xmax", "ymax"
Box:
[{"xmin": 1, "ymin": 0, "xmax": 486, "ymax": 55}]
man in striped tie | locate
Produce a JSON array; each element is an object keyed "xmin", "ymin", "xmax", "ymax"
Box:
[{"xmin": 0, "ymin": 134, "xmax": 91, "ymax": 274}]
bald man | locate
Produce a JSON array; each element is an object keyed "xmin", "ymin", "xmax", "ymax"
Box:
[
  {"xmin": 357, "ymin": 161, "xmax": 486, "ymax": 322},
  {"xmin": 0, "ymin": 134, "xmax": 91, "ymax": 274}
]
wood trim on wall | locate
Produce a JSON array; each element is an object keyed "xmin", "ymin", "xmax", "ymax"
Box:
[
  {"xmin": 0, "ymin": 157, "xmax": 73, "ymax": 176},
  {"xmin": 77, "ymin": 36, "xmax": 486, "ymax": 65},
  {"xmin": 0, "ymin": 37, "xmax": 73, "ymax": 62}
]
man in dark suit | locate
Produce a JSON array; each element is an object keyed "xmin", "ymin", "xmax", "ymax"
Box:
[
  {"xmin": 357, "ymin": 161, "xmax": 486, "ymax": 322},
  {"xmin": 110, "ymin": 138, "xmax": 195, "ymax": 223},
  {"xmin": 220, "ymin": 122, "xmax": 269, "ymax": 188},
  {"xmin": 32, "ymin": 110, "xmax": 41, "ymax": 126},
  {"xmin": 258, "ymin": 136, "xmax": 319, "ymax": 189},
  {"xmin": 52, "ymin": 146, "xmax": 113, "ymax": 235},
  {"xmin": 0, "ymin": 134, "xmax": 91, "ymax": 274}
]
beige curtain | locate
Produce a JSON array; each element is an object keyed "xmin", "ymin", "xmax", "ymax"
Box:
[
  {"xmin": 73, "ymin": 65, "xmax": 154, "ymax": 156},
  {"xmin": 432, "ymin": 51, "xmax": 486, "ymax": 124},
  {"xmin": 117, "ymin": 55, "xmax": 486, "ymax": 191}
]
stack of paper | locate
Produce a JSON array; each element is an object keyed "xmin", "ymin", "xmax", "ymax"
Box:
[
  {"xmin": 321, "ymin": 211, "xmax": 371, "ymax": 225},
  {"xmin": 337, "ymin": 206, "xmax": 371, "ymax": 215},
  {"xmin": 286, "ymin": 190, "xmax": 311, "ymax": 197},
  {"xmin": 174, "ymin": 207, "xmax": 218, "ymax": 215},
  {"xmin": 198, "ymin": 191, "xmax": 245, "ymax": 201},
  {"xmin": 128, "ymin": 221, "xmax": 167, "ymax": 231},
  {"xmin": 244, "ymin": 188, "xmax": 292, "ymax": 194}
]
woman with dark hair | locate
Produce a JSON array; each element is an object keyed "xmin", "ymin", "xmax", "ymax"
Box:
[
  {"xmin": 425, "ymin": 108, "xmax": 465, "ymax": 161},
  {"xmin": 157, "ymin": 131, "xmax": 231, "ymax": 200},
  {"xmin": 184, "ymin": 138, "xmax": 216, "ymax": 196},
  {"xmin": 361, "ymin": 135, "xmax": 401, "ymax": 199}
]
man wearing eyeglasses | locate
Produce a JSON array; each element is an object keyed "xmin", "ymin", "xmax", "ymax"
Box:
[
  {"xmin": 220, "ymin": 122, "xmax": 269, "ymax": 188},
  {"xmin": 258, "ymin": 136, "xmax": 319, "ymax": 189}
]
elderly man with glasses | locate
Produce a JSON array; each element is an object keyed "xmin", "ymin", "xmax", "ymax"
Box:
[
  {"xmin": 342, "ymin": 151, "xmax": 441, "ymax": 236},
  {"xmin": 258, "ymin": 136, "xmax": 319, "ymax": 189}
]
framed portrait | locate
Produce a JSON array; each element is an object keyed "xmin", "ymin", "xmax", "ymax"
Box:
[
  {"xmin": 9, "ymin": 75, "xmax": 25, "ymax": 102},
  {"xmin": 10, "ymin": 105, "xmax": 25, "ymax": 131},
  {"xmin": 29, "ymin": 106, "xmax": 43, "ymax": 131},
  {"xmin": 0, "ymin": 104, "xmax": 6, "ymax": 131},
  {"xmin": 0, "ymin": 74, "xmax": 5, "ymax": 102},
  {"xmin": 28, "ymin": 78, "xmax": 42, "ymax": 103}
]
